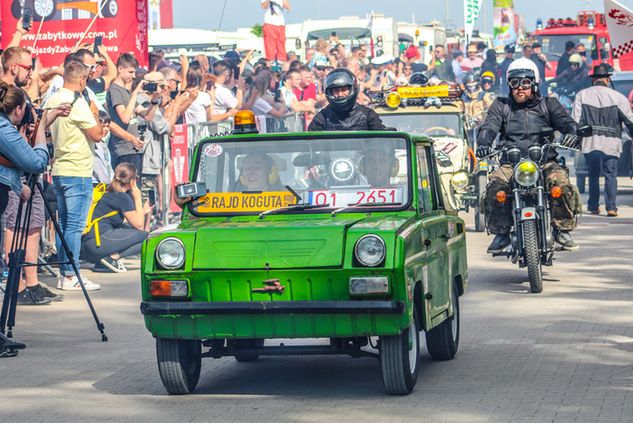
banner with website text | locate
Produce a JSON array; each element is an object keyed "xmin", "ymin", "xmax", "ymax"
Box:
[
  {"xmin": 493, "ymin": 0, "xmax": 517, "ymax": 47},
  {"xmin": 1, "ymin": 0, "xmax": 148, "ymax": 67}
]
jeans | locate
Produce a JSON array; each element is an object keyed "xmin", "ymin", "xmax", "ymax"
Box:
[
  {"xmin": 81, "ymin": 227, "xmax": 148, "ymax": 263},
  {"xmin": 585, "ymin": 151, "xmax": 618, "ymax": 212},
  {"xmin": 53, "ymin": 176, "xmax": 93, "ymax": 276}
]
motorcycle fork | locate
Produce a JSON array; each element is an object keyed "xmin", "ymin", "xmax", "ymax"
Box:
[
  {"xmin": 512, "ymin": 184, "xmax": 524, "ymax": 264},
  {"xmin": 535, "ymin": 183, "xmax": 549, "ymax": 254}
]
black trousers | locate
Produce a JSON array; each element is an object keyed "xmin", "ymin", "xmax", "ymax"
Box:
[{"xmin": 81, "ymin": 227, "xmax": 148, "ymax": 263}]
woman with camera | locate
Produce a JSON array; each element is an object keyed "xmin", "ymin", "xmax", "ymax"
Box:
[
  {"xmin": 80, "ymin": 163, "xmax": 150, "ymax": 273},
  {"xmin": 0, "ymin": 81, "xmax": 70, "ymax": 305}
]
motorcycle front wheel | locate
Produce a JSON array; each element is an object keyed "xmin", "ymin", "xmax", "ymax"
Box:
[{"xmin": 523, "ymin": 220, "xmax": 543, "ymax": 293}]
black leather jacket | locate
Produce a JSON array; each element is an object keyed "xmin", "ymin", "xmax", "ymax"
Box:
[
  {"xmin": 308, "ymin": 103, "xmax": 386, "ymax": 131},
  {"xmin": 477, "ymin": 94, "xmax": 577, "ymax": 158}
]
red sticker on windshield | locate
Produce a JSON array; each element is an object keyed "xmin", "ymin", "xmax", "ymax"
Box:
[{"xmin": 203, "ymin": 144, "xmax": 223, "ymax": 157}]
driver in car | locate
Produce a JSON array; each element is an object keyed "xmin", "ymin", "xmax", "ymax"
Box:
[
  {"xmin": 360, "ymin": 148, "xmax": 398, "ymax": 188},
  {"xmin": 234, "ymin": 153, "xmax": 281, "ymax": 192}
]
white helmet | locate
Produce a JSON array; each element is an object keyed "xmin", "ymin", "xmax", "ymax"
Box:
[
  {"xmin": 506, "ymin": 57, "xmax": 540, "ymax": 84},
  {"xmin": 569, "ymin": 53, "xmax": 582, "ymax": 65}
]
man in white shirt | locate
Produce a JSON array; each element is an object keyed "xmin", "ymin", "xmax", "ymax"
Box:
[
  {"xmin": 211, "ymin": 60, "xmax": 244, "ymax": 121},
  {"xmin": 261, "ymin": 0, "xmax": 290, "ymax": 62}
]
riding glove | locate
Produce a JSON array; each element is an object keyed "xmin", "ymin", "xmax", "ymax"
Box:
[
  {"xmin": 561, "ymin": 134, "xmax": 580, "ymax": 149},
  {"xmin": 476, "ymin": 145, "xmax": 493, "ymax": 158}
]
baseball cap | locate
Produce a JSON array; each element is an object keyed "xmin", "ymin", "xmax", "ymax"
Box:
[{"xmin": 371, "ymin": 54, "xmax": 394, "ymax": 66}]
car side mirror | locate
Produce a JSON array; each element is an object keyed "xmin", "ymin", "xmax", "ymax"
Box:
[{"xmin": 176, "ymin": 182, "xmax": 206, "ymax": 200}]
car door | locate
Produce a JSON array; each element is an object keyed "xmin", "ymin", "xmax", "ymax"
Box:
[{"xmin": 417, "ymin": 145, "xmax": 451, "ymax": 323}]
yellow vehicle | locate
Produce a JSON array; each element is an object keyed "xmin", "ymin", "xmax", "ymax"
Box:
[{"xmin": 372, "ymin": 84, "xmax": 487, "ymax": 231}]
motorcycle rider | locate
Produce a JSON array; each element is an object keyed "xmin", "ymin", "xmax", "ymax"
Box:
[
  {"xmin": 308, "ymin": 68, "xmax": 386, "ymax": 131},
  {"xmin": 462, "ymin": 72, "xmax": 496, "ymax": 127},
  {"xmin": 476, "ymin": 58, "xmax": 582, "ymax": 253},
  {"xmin": 546, "ymin": 54, "xmax": 591, "ymax": 98}
]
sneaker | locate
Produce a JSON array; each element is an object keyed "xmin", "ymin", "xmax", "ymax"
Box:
[
  {"xmin": 58, "ymin": 275, "xmax": 101, "ymax": 291},
  {"xmin": 487, "ymin": 234, "xmax": 511, "ymax": 253},
  {"xmin": 587, "ymin": 208, "xmax": 601, "ymax": 215},
  {"xmin": 555, "ymin": 231, "xmax": 579, "ymax": 251},
  {"xmin": 32, "ymin": 284, "xmax": 63, "ymax": 302},
  {"xmin": 16, "ymin": 287, "xmax": 51, "ymax": 306},
  {"xmin": 99, "ymin": 256, "xmax": 126, "ymax": 273},
  {"xmin": 607, "ymin": 210, "xmax": 618, "ymax": 217}
]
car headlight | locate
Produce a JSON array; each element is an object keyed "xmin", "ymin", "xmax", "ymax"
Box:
[
  {"xmin": 514, "ymin": 160, "xmax": 540, "ymax": 187},
  {"xmin": 156, "ymin": 238, "xmax": 185, "ymax": 270},
  {"xmin": 354, "ymin": 235, "xmax": 386, "ymax": 267},
  {"xmin": 450, "ymin": 171, "xmax": 469, "ymax": 189},
  {"xmin": 385, "ymin": 92, "xmax": 401, "ymax": 109}
]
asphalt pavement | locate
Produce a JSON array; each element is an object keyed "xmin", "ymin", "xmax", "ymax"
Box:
[{"xmin": 1, "ymin": 180, "xmax": 633, "ymax": 423}]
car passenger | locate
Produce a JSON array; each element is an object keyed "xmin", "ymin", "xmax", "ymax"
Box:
[
  {"xmin": 360, "ymin": 148, "xmax": 398, "ymax": 188},
  {"xmin": 234, "ymin": 153, "xmax": 281, "ymax": 192}
]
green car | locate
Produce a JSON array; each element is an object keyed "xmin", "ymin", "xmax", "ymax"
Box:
[{"xmin": 140, "ymin": 130, "xmax": 468, "ymax": 395}]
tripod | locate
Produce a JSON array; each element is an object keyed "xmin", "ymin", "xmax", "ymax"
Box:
[{"xmin": 0, "ymin": 174, "xmax": 108, "ymax": 357}]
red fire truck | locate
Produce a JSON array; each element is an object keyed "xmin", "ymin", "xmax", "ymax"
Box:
[{"xmin": 532, "ymin": 11, "xmax": 633, "ymax": 79}]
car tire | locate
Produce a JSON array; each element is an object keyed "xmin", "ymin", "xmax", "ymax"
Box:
[
  {"xmin": 101, "ymin": 0, "xmax": 118, "ymax": 18},
  {"xmin": 234, "ymin": 339, "xmax": 265, "ymax": 362},
  {"xmin": 156, "ymin": 338, "xmax": 201, "ymax": 395},
  {"xmin": 425, "ymin": 284, "xmax": 460, "ymax": 360},
  {"xmin": 379, "ymin": 308, "xmax": 420, "ymax": 395}
]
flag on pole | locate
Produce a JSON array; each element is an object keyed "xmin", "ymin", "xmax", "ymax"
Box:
[
  {"xmin": 605, "ymin": 0, "xmax": 633, "ymax": 57},
  {"xmin": 465, "ymin": 0, "xmax": 483, "ymax": 41}
]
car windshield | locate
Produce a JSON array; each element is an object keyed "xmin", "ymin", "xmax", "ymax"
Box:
[
  {"xmin": 379, "ymin": 113, "xmax": 461, "ymax": 137},
  {"xmin": 191, "ymin": 136, "xmax": 411, "ymax": 215},
  {"xmin": 534, "ymin": 34, "xmax": 595, "ymax": 62}
]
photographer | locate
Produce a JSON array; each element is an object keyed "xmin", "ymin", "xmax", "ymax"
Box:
[
  {"xmin": 81, "ymin": 163, "xmax": 149, "ymax": 273},
  {"xmin": 0, "ymin": 82, "xmax": 68, "ymax": 304}
]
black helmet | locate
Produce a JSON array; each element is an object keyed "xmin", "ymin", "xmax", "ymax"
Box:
[
  {"xmin": 464, "ymin": 71, "xmax": 479, "ymax": 92},
  {"xmin": 408, "ymin": 72, "xmax": 429, "ymax": 86},
  {"xmin": 324, "ymin": 68, "xmax": 359, "ymax": 113}
]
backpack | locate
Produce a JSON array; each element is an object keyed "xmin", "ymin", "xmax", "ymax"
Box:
[{"xmin": 83, "ymin": 183, "xmax": 118, "ymax": 247}]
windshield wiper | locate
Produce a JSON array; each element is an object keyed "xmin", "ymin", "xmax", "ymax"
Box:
[
  {"xmin": 331, "ymin": 202, "xmax": 401, "ymax": 217},
  {"xmin": 258, "ymin": 203, "xmax": 331, "ymax": 219}
]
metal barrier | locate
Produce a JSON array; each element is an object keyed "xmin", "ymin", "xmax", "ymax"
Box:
[{"xmin": 157, "ymin": 114, "xmax": 307, "ymax": 226}]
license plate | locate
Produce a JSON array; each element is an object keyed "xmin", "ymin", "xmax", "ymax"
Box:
[
  {"xmin": 397, "ymin": 85, "xmax": 450, "ymax": 99},
  {"xmin": 308, "ymin": 189, "xmax": 403, "ymax": 207}
]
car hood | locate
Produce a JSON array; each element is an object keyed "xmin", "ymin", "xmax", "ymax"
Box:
[
  {"xmin": 191, "ymin": 217, "xmax": 363, "ymax": 269},
  {"xmin": 190, "ymin": 215, "xmax": 412, "ymax": 269}
]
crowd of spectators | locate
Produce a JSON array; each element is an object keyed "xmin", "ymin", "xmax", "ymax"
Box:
[{"xmin": 0, "ymin": 9, "xmax": 598, "ymax": 305}]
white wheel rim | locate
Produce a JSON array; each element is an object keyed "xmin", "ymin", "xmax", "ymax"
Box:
[{"xmin": 407, "ymin": 317, "xmax": 418, "ymax": 373}]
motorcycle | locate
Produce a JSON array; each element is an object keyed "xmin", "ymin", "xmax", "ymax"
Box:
[{"xmin": 487, "ymin": 128, "xmax": 589, "ymax": 293}]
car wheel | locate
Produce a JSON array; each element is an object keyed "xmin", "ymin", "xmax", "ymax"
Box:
[
  {"xmin": 101, "ymin": 0, "xmax": 118, "ymax": 17},
  {"xmin": 234, "ymin": 339, "xmax": 265, "ymax": 362},
  {"xmin": 425, "ymin": 284, "xmax": 460, "ymax": 360},
  {"xmin": 33, "ymin": 0, "xmax": 57, "ymax": 20},
  {"xmin": 379, "ymin": 307, "xmax": 420, "ymax": 395},
  {"xmin": 156, "ymin": 338, "xmax": 201, "ymax": 395}
]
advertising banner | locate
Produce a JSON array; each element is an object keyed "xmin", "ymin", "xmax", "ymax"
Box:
[
  {"xmin": 169, "ymin": 124, "xmax": 189, "ymax": 212},
  {"xmin": 1, "ymin": 0, "xmax": 148, "ymax": 68},
  {"xmin": 605, "ymin": 0, "xmax": 633, "ymax": 57},
  {"xmin": 493, "ymin": 0, "xmax": 517, "ymax": 47},
  {"xmin": 464, "ymin": 0, "xmax": 483, "ymax": 42}
]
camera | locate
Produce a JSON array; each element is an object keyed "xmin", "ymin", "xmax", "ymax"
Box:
[
  {"xmin": 20, "ymin": 102, "xmax": 42, "ymax": 130},
  {"xmin": 176, "ymin": 182, "xmax": 206, "ymax": 200},
  {"xmin": 144, "ymin": 82, "xmax": 158, "ymax": 93}
]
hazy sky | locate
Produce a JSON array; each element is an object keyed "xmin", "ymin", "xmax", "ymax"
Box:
[{"xmin": 173, "ymin": 0, "xmax": 633, "ymax": 33}]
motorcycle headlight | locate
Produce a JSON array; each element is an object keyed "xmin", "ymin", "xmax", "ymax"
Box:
[
  {"xmin": 450, "ymin": 171, "xmax": 470, "ymax": 189},
  {"xmin": 354, "ymin": 235, "xmax": 386, "ymax": 267},
  {"xmin": 514, "ymin": 160, "xmax": 540, "ymax": 187},
  {"xmin": 156, "ymin": 238, "xmax": 186, "ymax": 270}
]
